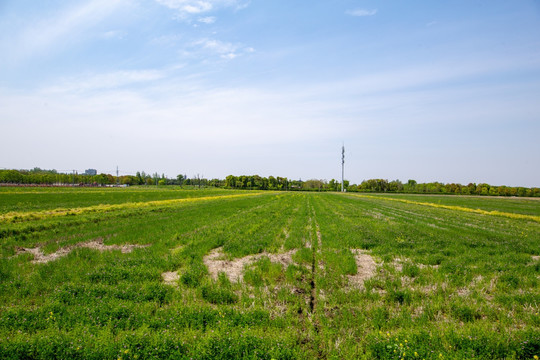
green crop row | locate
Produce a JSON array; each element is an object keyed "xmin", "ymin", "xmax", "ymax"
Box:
[
  {"xmin": 362, "ymin": 193, "xmax": 540, "ymax": 216},
  {"xmin": 351, "ymin": 194, "xmax": 540, "ymax": 222},
  {"xmin": 0, "ymin": 187, "xmax": 240, "ymax": 214}
]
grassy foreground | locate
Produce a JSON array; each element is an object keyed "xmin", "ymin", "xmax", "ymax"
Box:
[{"xmin": 0, "ymin": 187, "xmax": 539, "ymax": 359}]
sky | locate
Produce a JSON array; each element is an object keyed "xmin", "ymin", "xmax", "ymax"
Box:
[{"xmin": 1, "ymin": 0, "xmax": 539, "ymax": 187}]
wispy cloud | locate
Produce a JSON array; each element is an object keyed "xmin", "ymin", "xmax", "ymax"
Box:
[
  {"xmin": 190, "ymin": 38, "xmax": 253, "ymax": 59},
  {"xmin": 198, "ymin": 16, "xmax": 216, "ymax": 24},
  {"xmin": 44, "ymin": 69, "xmax": 166, "ymax": 93},
  {"xmin": 101, "ymin": 30, "xmax": 127, "ymax": 39},
  {"xmin": 5, "ymin": 0, "xmax": 128, "ymax": 63},
  {"xmin": 0, "ymin": 75, "xmax": 339, "ymax": 176},
  {"xmin": 155, "ymin": 0, "xmax": 247, "ymax": 17},
  {"xmin": 1, "ymin": 52, "xmax": 538, "ymax": 184},
  {"xmin": 346, "ymin": 8, "xmax": 377, "ymax": 17}
]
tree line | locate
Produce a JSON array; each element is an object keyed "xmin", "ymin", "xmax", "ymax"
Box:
[
  {"xmin": 223, "ymin": 175, "xmax": 539, "ymax": 197},
  {"xmin": 0, "ymin": 169, "xmax": 538, "ymax": 197},
  {"xmin": 352, "ymin": 179, "xmax": 540, "ymax": 197}
]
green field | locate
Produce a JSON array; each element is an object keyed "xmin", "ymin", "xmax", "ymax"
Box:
[
  {"xmin": 0, "ymin": 186, "xmax": 236, "ymax": 213},
  {"xmin": 0, "ymin": 187, "xmax": 539, "ymax": 359},
  {"xmin": 363, "ymin": 193, "xmax": 540, "ymax": 217}
]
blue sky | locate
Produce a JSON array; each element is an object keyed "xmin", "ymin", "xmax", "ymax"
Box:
[{"xmin": 1, "ymin": 0, "xmax": 539, "ymax": 187}]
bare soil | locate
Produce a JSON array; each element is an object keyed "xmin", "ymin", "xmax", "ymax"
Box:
[
  {"xmin": 347, "ymin": 249, "xmax": 377, "ymax": 289},
  {"xmin": 161, "ymin": 271, "xmax": 179, "ymax": 286},
  {"xmin": 16, "ymin": 237, "xmax": 150, "ymax": 264},
  {"xmin": 203, "ymin": 247, "xmax": 297, "ymax": 282}
]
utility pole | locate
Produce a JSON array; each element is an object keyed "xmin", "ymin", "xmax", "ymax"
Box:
[
  {"xmin": 341, "ymin": 144, "xmax": 345, "ymax": 192},
  {"xmin": 116, "ymin": 166, "xmax": 119, "ymax": 186}
]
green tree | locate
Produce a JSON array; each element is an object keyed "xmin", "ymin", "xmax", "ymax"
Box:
[
  {"xmin": 177, "ymin": 174, "xmax": 185, "ymax": 186},
  {"xmin": 225, "ymin": 175, "xmax": 236, "ymax": 188},
  {"xmin": 405, "ymin": 179, "xmax": 417, "ymax": 192},
  {"xmin": 268, "ymin": 176, "xmax": 277, "ymax": 189},
  {"xmin": 329, "ymin": 179, "xmax": 336, "ymax": 191}
]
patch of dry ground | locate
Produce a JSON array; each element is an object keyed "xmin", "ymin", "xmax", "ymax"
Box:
[
  {"xmin": 348, "ymin": 249, "xmax": 377, "ymax": 289},
  {"xmin": 16, "ymin": 237, "xmax": 150, "ymax": 264},
  {"xmin": 161, "ymin": 271, "xmax": 179, "ymax": 286},
  {"xmin": 203, "ymin": 247, "xmax": 297, "ymax": 282}
]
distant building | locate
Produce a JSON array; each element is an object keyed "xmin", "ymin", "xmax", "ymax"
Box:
[{"xmin": 85, "ymin": 169, "xmax": 97, "ymax": 176}]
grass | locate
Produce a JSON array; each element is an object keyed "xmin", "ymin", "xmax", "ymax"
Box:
[
  {"xmin": 0, "ymin": 188, "xmax": 539, "ymax": 359},
  {"xmin": 363, "ymin": 192, "xmax": 540, "ymax": 216},
  {"xmin": 0, "ymin": 186, "xmax": 237, "ymax": 213}
]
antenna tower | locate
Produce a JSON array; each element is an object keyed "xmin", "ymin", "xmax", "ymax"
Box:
[{"xmin": 341, "ymin": 145, "xmax": 345, "ymax": 192}]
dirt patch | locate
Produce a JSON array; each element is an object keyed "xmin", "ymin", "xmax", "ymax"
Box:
[
  {"xmin": 80, "ymin": 238, "xmax": 149, "ymax": 254},
  {"xmin": 392, "ymin": 258, "xmax": 404, "ymax": 272},
  {"xmin": 532, "ymin": 255, "xmax": 540, "ymax": 261},
  {"xmin": 367, "ymin": 211, "xmax": 384, "ymax": 219},
  {"xmin": 456, "ymin": 287, "xmax": 470, "ymax": 297},
  {"xmin": 421, "ymin": 284, "xmax": 438, "ymax": 294},
  {"xmin": 203, "ymin": 247, "xmax": 297, "ymax": 282},
  {"xmin": 161, "ymin": 271, "xmax": 179, "ymax": 286},
  {"xmin": 17, "ymin": 246, "xmax": 72, "ymax": 264},
  {"xmin": 419, "ymin": 263, "xmax": 439, "ymax": 269},
  {"xmin": 348, "ymin": 249, "xmax": 377, "ymax": 289},
  {"xmin": 16, "ymin": 238, "xmax": 150, "ymax": 264}
]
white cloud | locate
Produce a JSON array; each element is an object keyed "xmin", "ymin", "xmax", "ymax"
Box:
[
  {"xmin": 5, "ymin": 0, "xmax": 128, "ymax": 63},
  {"xmin": 1, "ymin": 54, "xmax": 539, "ymax": 185},
  {"xmin": 195, "ymin": 38, "xmax": 235, "ymax": 52},
  {"xmin": 190, "ymin": 38, "xmax": 253, "ymax": 59},
  {"xmin": 221, "ymin": 53, "xmax": 237, "ymax": 59},
  {"xmin": 155, "ymin": 0, "xmax": 247, "ymax": 17},
  {"xmin": 198, "ymin": 16, "xmax": 216, "ymax": 24},
  {"xmin": 43, "ymin": 69, "xmax": 166, "ymax": 93},
  {"xmin": 101, "ymin": 29, "xmax": 127, "ymax": 39},
  {"xmin": 346, "ymin": 8, "xmax": 377, "ymax": 17},
  {"xmin": 0, "ymin": 76, "xmax": 340, "ymax": 178}
]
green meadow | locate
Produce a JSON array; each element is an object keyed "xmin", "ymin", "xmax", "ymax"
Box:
[{"xmin": 0, "ymin": 187, "xmax": 538, "ymax": 359}]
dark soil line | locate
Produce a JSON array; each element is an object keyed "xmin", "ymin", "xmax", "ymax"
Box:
[
  {"xmin": 294, "ymin": 200, "xmax": 321, "ymax": 356},
  {"xmin": 309, "ymin": 203, "xmax": 321, "ymax": 335},
  {"xmin": 310, "ymin": 259, "xmax": 316, "ymax": 313}
]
